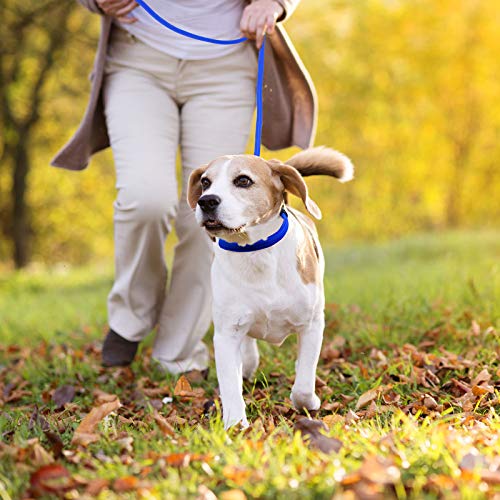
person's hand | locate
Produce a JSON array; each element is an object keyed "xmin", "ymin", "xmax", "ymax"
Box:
[
  {"xmin": 96, "ymin": 0, "xmax": 138, "ymax": 23},
  {"xmin": 240, "ymin": 0, "xmax": 284, "ymax": 48}
]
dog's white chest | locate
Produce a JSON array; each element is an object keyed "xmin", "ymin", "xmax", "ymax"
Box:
[
  {"xmin": 246, "ymin": 302, "xmax": 308, "ymax": 344},
  {"xmin": 211, "ymin": 236, "xmax": 323, "ymax": 344}
]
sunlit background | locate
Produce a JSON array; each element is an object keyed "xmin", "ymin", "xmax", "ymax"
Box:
[{"xmin": 1, "ymin": 0, "xmax": 499, "ymax": 270}]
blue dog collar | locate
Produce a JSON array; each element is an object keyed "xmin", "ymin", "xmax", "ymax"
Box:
[{"xmin": 218, "ymin": 210, "xmax": 289, "ymax": 253}]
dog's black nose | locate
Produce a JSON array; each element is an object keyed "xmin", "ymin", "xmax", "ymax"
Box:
[{"xmin": 198, "ymin": 194, "xmax": 221, "ymax": 213}]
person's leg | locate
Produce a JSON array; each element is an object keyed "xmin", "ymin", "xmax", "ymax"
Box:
[
  {"xmin": 152, "ymin": 43, "xmax": 258, "ymax": 373},
  {"xmin": 102, "ymin": 30, "xmax": 180, "ymax": 361}
]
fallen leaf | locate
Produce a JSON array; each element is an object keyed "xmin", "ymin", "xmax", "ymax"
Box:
[
  {"xmin": 71, "ymin": 398, "xmax": 121, "ymax": 446},
  {"xmin": 422, "ymin": 395, "xmax": 439, "ymax": 410},
  {"xmin": 29, "ymin": 463, "xmax": 73, "ymax": 496},
  {"xmin": 174, "ymin": 375, "xmax": 192, "ymax": 396},
  {"xmin": 345, "ymin": 410, "xmax": 360, "ymax": 424},
  {"xmin": 355, "ymin": 388, "xmax": 379, "ymax": 411},
  {"xmin": 93, "ymin": 388, "xmax": 119, "ymax": 403},
  {"xmin": 152, "ymin": 410, "xmax": 176, "ymax": 437},
  {"xmin": 85, "ymin": 478, "xmax": 110, "ymax": 496},
  {"xmin": 322, "ymin": 414, "xmax": 344, "ymax": 427},
  {"xmin": 31, "ymin": 443, "xmax": 54, "ymax": 467},
  {"xmin": 382, "ymin": 391, "xmax": 400, "ymax": 404},
  {"xmin": 365, "ymin": 400, "xmax": 379, "ymax": 418},
  {"xmin": 44, "ymin": 431, "xmax": 64, "ymax": 458},
  {"xmin": 459, "ymin": 450, "xmax": 487, "ymax": 471},
  {"xmin": 479, "ymin": 470, "xmax": 500, "ymax": 485},
  {"xmin": 359, "ymin": 456, "xmax": 401, "ymax": 485},
  {"xmin": 472, "ymin": 368, "xmax": 491, "ymax": 386},
  {"xmin": 113, "ymin": 476, "xmax": 139, "ymax": 492},
  {"xmin": 294, "ymin": 418, "xmax": 342, "ymax": 453},
  {"xmin": 220, "ymin": 489, "xmax": 247, "ymax": 500},
  {"xmin": 185, "ymin": 369, "xmax": 208, "ymax": 383},
  {"xmin": 197, "ymin": 485, "xmax": 217, "ymax": 499},
  {"xmin": 222, "ymin": 466, "xmax": 252, "ymax": 486},
  {"xmin": 164, "ymin": 452, "xmax": 191, "ymax": 467},
  {"xmin": 52, "ymin": 385, "xmax": 76, "ymax": 409}
]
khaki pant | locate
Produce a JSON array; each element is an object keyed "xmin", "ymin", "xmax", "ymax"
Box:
[{"xmin": 102, "ymin": 28, "xmax": 257, "ymax": 373}]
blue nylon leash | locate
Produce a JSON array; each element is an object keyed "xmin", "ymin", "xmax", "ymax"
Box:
[
  {"xmin": 134, "ymin": 0, "xmax": 265, "ymax": 156},
  {"xmin": 218, "ymin": 209, "xmax": 289, "ymax": 252}
]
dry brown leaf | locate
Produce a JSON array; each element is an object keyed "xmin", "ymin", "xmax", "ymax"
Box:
[
  {"xmin": 114, "ymin": 476, "xmax": 139, "ymax": 492},
  {"xmin": 29, "ymin": 463, "xmax": 73, "ymax": 496},
  {"xmin": 472, "ymin": 368, "xmax": 491, "ymax": 387},
  {"xmin": 341, "ymin": 471, "xmax": 362, "ymax": 486},
  {"xmin": 141, "ymin": 387, "xmax": 170, "ymax": 397},
  {"xmin": 345, "ymin": 409, "xmax": 360, "ymax": 424},
  {"xmin": 472, "ymin": 384, "xmax": 493, "ymax": 396},
  {"xmin": 359, "ymin": 456, "xmax": 401, "ymax": 485},
  {"xmin": 220, "ymin": 489, "xmax": 247, "ymax": 500},
  {"xmin": 51, "ymin": 385, "xmax": 76, "ymax": 409},
  {"xmin": 167, "ymin": 414, "xmax": 188, "ymax": 426},
  {"xmin": 164, "ymin": 452, "xmax": 191, "ymax": 467},
  {"xmin": 197, "ymin": 484, "xmax": 218, "ymax": 500},
  {"xmin": 44, "ymin": 431, "xmax": 64, "ymax": 459},
  {"xmin": 222, "ymin": 465, "xmax": 252, "ymax": 486},
  {"xmin": 185, "ymin": 369, "xmax": 208, "ymax": 383},
  {"xmin": 93, "ymin": 388, "xmax": 119, "ymax": 403},
  {"xmin": 382, "ymin": 391, "xmax": 400, "ymax": 404},
  {"xmin": 85, "ymin": 478, "xmax": 111, "ymax": 496},
  {"xmin": 174, "ymin": 375, "xmax": 192, "ymax": 396},
  {"xmin": 294, "ymin": 418, "xmax": 343, "ymax": 453},
  {"xmin": 322, "ymin": 414, "xmax": 344, "ymax": 427},
  {"xmin": 422, "ymin": 395, "xmax": 439, "ymax": 410},
  {"xmin": 479, "ymin": 470, "xmax": 500, "ymax": 485},
  {"xmin": 153, "ymin": 410, "xmax": 176, "ymax": 437},
  {"xmin": 459, "ymin": 450, "xmax": 487, "ymax": 471},
  {"xmin": 71, "ymin": 398, "xmax": 121, "ymax": 446},
  {"xmin": 31, "ymin": 443, "xmax": 55, "ymax": 467},
  {"xmin": 365, "ymin": 400, "xmax": 378, "ymax": 418}
]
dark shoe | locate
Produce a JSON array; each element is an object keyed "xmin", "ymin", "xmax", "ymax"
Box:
[{"xmin": 102, "ymin": 329, "xmax": 139, "ymax": 367}]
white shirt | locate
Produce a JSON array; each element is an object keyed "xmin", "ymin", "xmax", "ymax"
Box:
[{"xmin": 116, "ymin": 0, "xmax": 247, "ymax": 60}]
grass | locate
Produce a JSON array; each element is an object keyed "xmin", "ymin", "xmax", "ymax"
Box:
[{"xmin": 0, "ymin": 229, "xmax": 499, "ymax": 499}]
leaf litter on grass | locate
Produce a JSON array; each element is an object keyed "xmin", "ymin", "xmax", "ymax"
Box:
[{"xmin": 0, "ymin": 311, "xmax": 500, "ymax": 498}]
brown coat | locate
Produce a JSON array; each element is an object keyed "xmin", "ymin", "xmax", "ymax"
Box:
[{"xmin": 51, "ymin": 0, "xmax": 317, "ymax": 170}]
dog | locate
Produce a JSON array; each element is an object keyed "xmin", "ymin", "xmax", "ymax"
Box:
[{"xmin": 187, "ymin": 147, "xmax": 354, "ymax": 428}]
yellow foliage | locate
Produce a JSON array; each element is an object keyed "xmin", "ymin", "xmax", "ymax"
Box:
[{"xmin": 1, "ymin": 0, "xmax": 499, "ymax": 265}]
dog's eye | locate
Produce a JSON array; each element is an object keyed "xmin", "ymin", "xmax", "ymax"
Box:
[
  {"xmin": 200, "ymin": 177, "xmax": 211, "ymax": 190},
  {"xmin": 233, "ymin": 175, "xmax": 254, "ymax": 188}
]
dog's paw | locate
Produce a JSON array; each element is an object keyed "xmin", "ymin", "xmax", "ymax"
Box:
[
  {"xmin": 223, "ymin": 414, "xmax": 249, "ymax": 430},
  {"xmin": 291, "ymin": 390, "xmax": 321, "ymax": 411}
]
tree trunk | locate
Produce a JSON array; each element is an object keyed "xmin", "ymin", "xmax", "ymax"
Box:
[{"xmin": 12, "ymin": 140, "xmax": 30, "ymax": 268}]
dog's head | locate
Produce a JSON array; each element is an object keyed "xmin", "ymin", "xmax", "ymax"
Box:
[{"xmin": 187, "ymin": 155, "xmax": 322, "ymax": 240}]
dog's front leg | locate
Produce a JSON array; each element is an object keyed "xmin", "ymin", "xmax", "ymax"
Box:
[
  {"xmin": 214, "ymin": 332, "xmax": 248, "ymax": 429},
  {"xmin": 291, "ymin": 316, "xmax": 324, "ymax": 411}
]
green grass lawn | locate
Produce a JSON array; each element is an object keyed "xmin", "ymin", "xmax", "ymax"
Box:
[{"xmin": 0, "ymin": 230, "xmax": 499, "ymax": 499}]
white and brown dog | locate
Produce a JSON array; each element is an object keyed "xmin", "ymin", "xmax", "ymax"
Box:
[{"xmin": 187, "ymin": 147, "xmax": 353, "ymax": 428}]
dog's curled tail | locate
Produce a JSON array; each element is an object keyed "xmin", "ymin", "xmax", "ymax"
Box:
[{"xmin": 286, "ymin": 146, "xmax": 354, "ymax": 183}]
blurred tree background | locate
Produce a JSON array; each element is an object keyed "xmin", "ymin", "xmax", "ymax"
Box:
[{"xmin": 0, "ymin": 0, "xmax": 499, "ymax": 269}]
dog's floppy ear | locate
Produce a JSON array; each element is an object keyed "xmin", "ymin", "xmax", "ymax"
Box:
[
  {"xmin": 187, "ymin": 164, "xmax": 208, "ymax": 209},
  {"xmin": 268, "ymin": 160, "xmax": 322, "ymax": 220}
]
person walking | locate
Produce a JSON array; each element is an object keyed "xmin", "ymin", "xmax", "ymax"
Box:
[{"xmin": 51, "ymin": 0, "xmax": 316, "ymax": 373}]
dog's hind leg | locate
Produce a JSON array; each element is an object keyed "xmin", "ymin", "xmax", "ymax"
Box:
[
  {"xmin": 291, "ymin": 315, "xmax": 324, "ymax": 411},
  {"xmin": 241, "ymin": 336, "xmax": 259, "ymax": 381}
]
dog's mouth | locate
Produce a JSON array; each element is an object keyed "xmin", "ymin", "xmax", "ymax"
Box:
[{"xmin": 202, "ymin": 218, "xmax": 245, "ymax": 235}]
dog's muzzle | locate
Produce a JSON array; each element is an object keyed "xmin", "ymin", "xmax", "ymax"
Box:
[
  {"xmin": 198, "ymin": 194, "xmax": 225, "ymax": 231},
  {"xmin": 198, "ymin": 194, "xmax": 221, "ymax": 214}
]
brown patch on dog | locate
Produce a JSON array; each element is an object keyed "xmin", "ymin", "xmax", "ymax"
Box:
[
  {"xmin": 187, "ymin": 164, "xmax": 208, "ymax": 209},
  {"xmin": 268, "ymin": 160, "xmax": 322, "ymax": 219},
  {"xmin": 228, "ymin": 156, "xmax": 284, "ymax": 225},
  {"xmin": 289, "ymin": 208, "xmax": 320, "ymax": 285}
]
